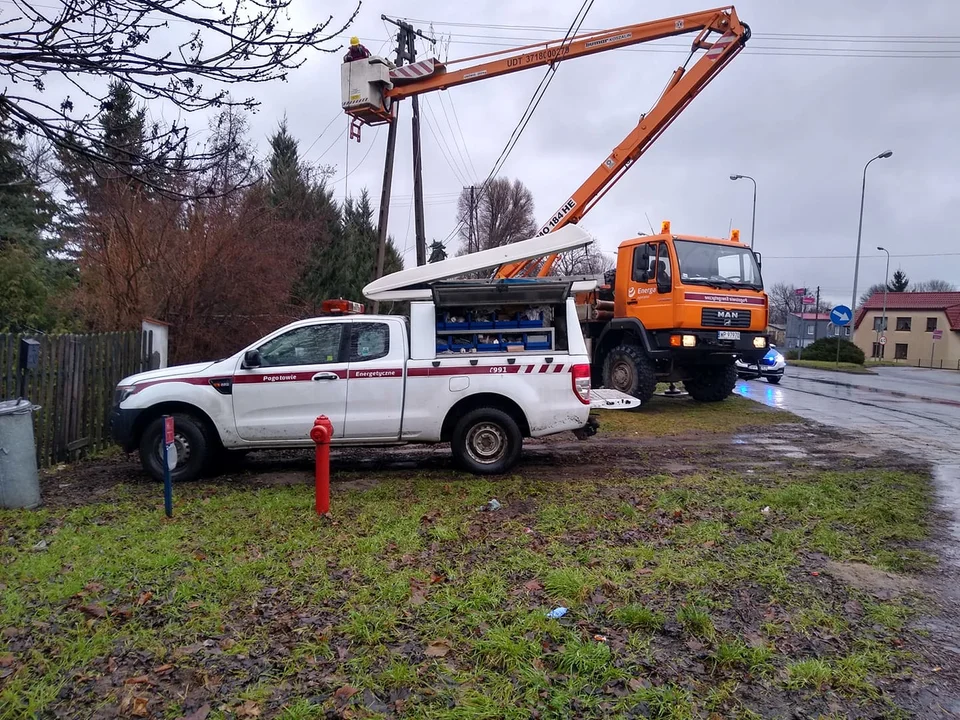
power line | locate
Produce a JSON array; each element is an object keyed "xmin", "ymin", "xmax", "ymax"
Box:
[
  {"xmin": 446, "ymin": 92, "xmax": 479, "ymax": 181},
  {"xmin": 302, "ymin": 112, "xmax": 343, "ymax": 157},
  {"xmin": 437, "ymin": 92, "xmax": 475, "ymax": 183},
  {"xmin": 420, "ymin": 98, "xmax": 470, "ymax": 186}
]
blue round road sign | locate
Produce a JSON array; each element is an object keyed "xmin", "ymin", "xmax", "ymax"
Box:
[{"xmin": 830, "ymin": 305, "xmax": 852, "ymax": 327}]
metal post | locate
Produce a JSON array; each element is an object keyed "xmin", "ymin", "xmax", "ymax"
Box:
[
  {"xmin": 878, "ymin": 247, "xmax": 890, "ymax": 357},
  {"xmin": 835, "ymin": 330, "xmax": 841, "ymax": 369},
  {"xmin": 749, "ymin": 178, "xmax": 756, "ymax": 250},
  {"xmin": 814, "ymin": 286, "xmax": 820, "ymax": 340},
  {"xmin": 162, "ymin": 415, "xmax": 174, "ymax": 518},
  {"xmin": 373, "ymin": 112, "xmax": 400, "ymax": 314},
  {"xmin": 931, "ymin": 340, "xmax": 935, "ymax": 369},
  {"xmin": 468, "ymin": 185, "xmax": 476, "ymax": 252},
  {"xmin": 851, "ymin": 151, "xmax": 892, "ymax": 314}
]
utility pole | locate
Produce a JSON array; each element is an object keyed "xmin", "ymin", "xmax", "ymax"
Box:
[
  {"xmin": 373, "ymin": 17, "xmax": 435, "ymax": 310},
  {"xmin": 467, "ymin": 185, "xmax": 476, "ymax": 253}
]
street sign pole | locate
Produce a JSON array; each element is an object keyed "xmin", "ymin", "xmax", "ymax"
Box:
[{"xmin": 828, "ymin": 305, "xmax": 853, "ymax": 369}]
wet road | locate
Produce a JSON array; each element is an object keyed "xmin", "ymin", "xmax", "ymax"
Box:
[{"xmin": 736, "ymin": 365, "xmax": 960, "ymax": 563}]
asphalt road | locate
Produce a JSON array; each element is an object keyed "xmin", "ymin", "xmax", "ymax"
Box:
[{"xmin": 736, "ymin": 365, "xmax": 960, "ymax": 564}]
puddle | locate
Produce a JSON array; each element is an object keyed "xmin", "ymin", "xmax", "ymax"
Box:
[{"xmin": 933, "ymin": 465, "xmax": 960, "ymax": 568}]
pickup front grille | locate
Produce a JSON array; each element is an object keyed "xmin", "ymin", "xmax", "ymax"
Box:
[{"xmin": 701, "ymin": 308, "xmax": 751, "ymax": 328}]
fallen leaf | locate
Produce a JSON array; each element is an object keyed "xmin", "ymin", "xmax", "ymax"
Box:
[
  {"xmin": 424, "ymin": 640, "xmax": 451, "ymax": 658},
  {"xmin": 131, "ymin": 696, "xmax": 149, "ymax": 717},
  {"xmin": 136, "ymin": 591, "xmax": 153, "ymax": 607},
  {"xmin": 702, "ymin": 540, "xmax": 716, "ymax": 548},
  {"xmin": 179, "ymin": 703, "xmax": 211, "ymax": 720},
  {"xmin": 236, "ymin": 700, "xmax": 261, "ymax": 717},
  {"xmin": 810, "ymin": 571, "xmax": 820, "ymax": 577},
  {"xmin": 685, "ymin": 638, "xmax": 706, "ymax": 652},
  {"xmin": 523, "ymin": 579, "xmax": 543, "ymax": 591},
  {"xmin": 430, "ymin": 573, "xmax": 446, "ymax": 584},
  {"xmin": 192, "ymin": 551, "xmax": 207, "ymax": 561},
  {"xmin": 84, "ymin": 582, "xmax": 105, "ymax": 593},
  {"xmin": 532, "ymin": 657, "xmax": 545, "ymax": 670},
  {"xmin": 334, "ymin": 685, "xmax": 361, "ymax": 701},
  {"xmin": 0, "ymin": 653, "xmax": 14, "ymax": 667},
  {"xmin": 409, "ymin": 579, "xmax": 428, "ymax": 606},
  {"xmin": 1, "ymin": 628, "xmax": 18, "ymax": 639},
  {"xmin": 153, "ymin": 664, "xmax": 174, "ymax": 675},
  {"xmin": 124, "ymin": 675, "xmax": 154, "ymax": 686},
  {"xmin": 185, "ymin": 601, "xmax": 203, "ymax": 610},
  {"xmin": 79, "ymin": 603, "xmax": 107, "ymax": 618},
  {"xmin": 107, "ymin": 657, "xmax": 118, "ymax": 673},
  {"xmin": 637, "ymin": 568, "xmax": 653, "ymax": 575},
  {"xmin": 628, "ymin": 678, "xmax": 651, "ymax": 692},
  {"xmin": 112, "ymin": 605, "xmax": 134, "ymax": 620}
]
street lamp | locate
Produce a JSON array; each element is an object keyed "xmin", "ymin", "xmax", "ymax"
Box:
[
  {"xmin": 730, "ymin": 174, "xmax": 757, "ymax": 249},
  {"xmin": 851, "ymin": 150, "xmax": 893, "ymax": 313},
  {"xmin": 876, "ymin": 245, "xmax": 891, "ymax": 358}
]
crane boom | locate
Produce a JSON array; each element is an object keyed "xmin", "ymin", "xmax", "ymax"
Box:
[{"xmin": 342, "ymin": 6, "xmax": 749, "ymax": 277}]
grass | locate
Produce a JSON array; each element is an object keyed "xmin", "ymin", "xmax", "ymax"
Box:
[
  {"xmin": 787, "ymin": 359, "xmax": 875, "ymax": 374},
  {"xmin": 596, "ymin": 394, "xmax": 799, "ymax": 437},
  {"xmin": 0, "ymin": 460, "xmax": 933, "ymax": 718}
]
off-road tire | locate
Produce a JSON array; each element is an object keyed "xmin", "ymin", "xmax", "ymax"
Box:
[
  {"xmin": 766, "ymin": 375, "xmax": 782, "ymax": 384},
  {"xmin": 139, "ymin": 413, "xmax": 211, "ymax": 483},
  {"xmin": 683, "ymin": 363, "xmax": 739, "ymax": 402},
  {"xmin": 451, "ymin": 407, "xmax": 523, "ymax": 475},
  {"xmin": 602, "ymin": 343, "xmax": 657, "ymax": 404}
]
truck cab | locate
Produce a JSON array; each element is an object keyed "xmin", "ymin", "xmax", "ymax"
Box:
[{"xmin": 586, "ymin": 223, "xmax": 769, "ymax": 403}]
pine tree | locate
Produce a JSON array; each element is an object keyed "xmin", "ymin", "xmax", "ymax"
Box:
[{"xmin": 890, "ymin": 269, "xmax": 909, "ymax": 292}]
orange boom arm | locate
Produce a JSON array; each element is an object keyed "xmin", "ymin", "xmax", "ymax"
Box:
[{"xmin": 344, "ymin": 6, "xmax": 749, "ymax": 278}]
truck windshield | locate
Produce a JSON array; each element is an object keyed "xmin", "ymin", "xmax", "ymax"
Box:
[{"xmin": 674, "ymin": 240, "xmax": 762, "ymax": 290}]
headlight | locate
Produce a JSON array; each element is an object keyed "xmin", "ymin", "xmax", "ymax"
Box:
[
  {"xmin": 774, "ymin": 353, "xmax": 785, "ymax": 364},
  {"xmin": 753, "ymin": 337, "xmax": 767, "ymax": 349},
  {"xmin": 114, "ymin": 386, "xmax": 136, "ymax": 406}
]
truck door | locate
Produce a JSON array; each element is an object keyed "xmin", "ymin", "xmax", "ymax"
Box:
[
  {"xmin": 627, "ymin": 241, "xmax": 674, "ymax": 330},
  {"xmin": 233, "ymin": 322, "xmax": 348, "ymax": 441},
  {"xmin": 344, "ymin": 320, "xmax": 405, "ymax": 439}
]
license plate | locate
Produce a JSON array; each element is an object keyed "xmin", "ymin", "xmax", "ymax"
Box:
[{"xmin": 718, "ymin": 331, "xmax": 741, "ymax": 340}]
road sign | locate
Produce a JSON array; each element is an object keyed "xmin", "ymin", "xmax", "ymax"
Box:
[
  {"xmin": 795, "ymin": 287, "xmax": 807, "ymax": 296},
  {"xmin": 830, "ymin": 305, "xmax": 852, "ymax": 326},
  {"xmin": 879, "ymin": 336, "xmax": 887, "ymax": 345},
  {"xmin": 802, "ymin": 295, "xmax": 816, "ymax": 305},
  {"xmin": 933, "ymin": 329, "xmax": 943, "ymax": 341}
]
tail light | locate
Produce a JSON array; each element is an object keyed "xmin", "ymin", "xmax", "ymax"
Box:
[{"xmin": 571, "ymin": 363, "xmax": 591, "ymax": 405}]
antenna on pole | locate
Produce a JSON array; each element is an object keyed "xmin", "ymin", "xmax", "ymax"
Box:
[{"xmin": 644, "ymin": 212, "xmax": 655, "ymax": 235}]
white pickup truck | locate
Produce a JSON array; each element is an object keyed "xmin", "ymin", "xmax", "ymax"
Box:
[{"xmin": 111, "ymin": 227, "xmax": 638, "ymax": 481}]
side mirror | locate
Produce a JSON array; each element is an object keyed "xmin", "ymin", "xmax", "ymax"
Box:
[
  {"xmin": 753, "ymin": 251, "xmax": 762, "ymax": 270},
  {"xmin": 242, "ymin": 349, "xmax": 262, "ymax": 369}
]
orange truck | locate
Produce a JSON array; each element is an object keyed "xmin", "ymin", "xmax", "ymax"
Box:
[{"xmin": 342, "ymin": 5, "xmax": 770, "ymax": 404}]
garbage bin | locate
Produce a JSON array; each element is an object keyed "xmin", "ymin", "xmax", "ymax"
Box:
[{"xmin": 0, "ymin": 399, "xmax": 41, "ymax": 509}]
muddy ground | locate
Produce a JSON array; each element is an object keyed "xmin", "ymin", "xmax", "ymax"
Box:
[{"xmin": 32, "ymin": 419, "xmax": 960, "ymax": 718}]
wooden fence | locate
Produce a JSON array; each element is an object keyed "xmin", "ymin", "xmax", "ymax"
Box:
[{"xmin": 0, "ymin": 331, "xmax": 153, "ymax": 468}]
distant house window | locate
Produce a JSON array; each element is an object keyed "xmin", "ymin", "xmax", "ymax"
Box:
[
  {"xmin": 807, "ymin": 325, "xmax": 814, "ymax": 335},
  {"xmin": 871, "ymin": 342, "xmax": 884, "ymax": 359},
  {"xmin": 873, "ymin": 316, "xmax": 887, "ymax": 331},
  {"xmin": 895, "ymin": 343, "xmax": 908, "ymax": 360},
  {"xmin": 896, "ymin": 317, "xmax": 911, "ymax": 331},
  {"xmin": 844, "ymin": 327, "xmax": 850, "ymax": 336},
  {"xmin": 926, "ymin": 317, "xmax": 938, "ymax": 332}
]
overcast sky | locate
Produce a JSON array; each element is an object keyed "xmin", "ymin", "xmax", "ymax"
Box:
[{"xmin": 116, "ymin": 1, "xmax": 960, "ymax": 307}]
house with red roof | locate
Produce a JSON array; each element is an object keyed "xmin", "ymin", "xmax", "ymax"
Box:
[{"xmin": 853, "ymin": 292, "xmax": 960, "ymax": 365}]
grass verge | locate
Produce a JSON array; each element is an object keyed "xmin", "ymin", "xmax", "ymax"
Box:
[
  {"xmin": 787, "ymin": 360, "xmax": 875, "ymax": 374},
  {"xmin": 596, "ymin": 395, "xmax": 799, "ymax": 437},
  {"xmin": 0, "ymin": 462, "xmax": 933, "ymax": 718}
]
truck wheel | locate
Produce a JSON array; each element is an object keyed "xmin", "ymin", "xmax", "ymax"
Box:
[
  {"xmin": 451, "ymin": 408, "xmax": 523, "ymax": 475},
  {"xmin": 602, "ymin": 344, "xmax": 657, "ymax": 404},
  {"xmin": 683, "ymin": 364, "xmax": 739, "ymax": 402},
  {"xmin": 138, "ymin": 413, "xmax": 211, "ymax": 483}
]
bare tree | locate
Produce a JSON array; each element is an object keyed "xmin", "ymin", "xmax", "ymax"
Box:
[
  {"xmin": 0, "ymin": 0, "xmax": 358, "ymax": 194},
  {"xmin": 858, "ymin": 282, "xmax": 889, "ymax": 308},
  {"xmin": 456, "ymin": 177, "xmax": 536, "ymax": 254},
  {"xmin": 550, "ymin": 245, "xmax": 615, "ymax": 276},
  {"xmin": 768, "ymin": 282, "xmax": 805, "ymax": 325},
  {"xmin": 912, "ymin": 279, "xmax": 957, "ymax": 292}
]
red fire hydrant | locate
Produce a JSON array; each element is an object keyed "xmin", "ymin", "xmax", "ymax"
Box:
[{"xmin": 310, "ymin": 415, "xmax": 334, "ymax": 515}]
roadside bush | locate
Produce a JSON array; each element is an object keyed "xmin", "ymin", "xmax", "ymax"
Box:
[{"xmin": 792, "ymin": 337, "xmax": 865, "ymax": 364}]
